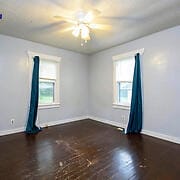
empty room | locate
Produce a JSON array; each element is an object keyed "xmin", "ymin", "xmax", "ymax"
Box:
[{"xmin": 0, "ymin": 0, "xmax": 180, "ymax": 179}]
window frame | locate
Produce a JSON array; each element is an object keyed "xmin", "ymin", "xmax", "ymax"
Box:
[
  {"xmin": 28, "ymin": 51, "xmax": 61, "ymax": 109},
  {"xmin": 112, "ymin": 48, "xmax": 144, "ymax": 110}
]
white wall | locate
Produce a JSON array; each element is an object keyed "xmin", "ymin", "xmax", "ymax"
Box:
[
  {"xmin": 0, "ymin": 26, "xmax": 180, "ymax": 143},
  {"xmin": 88, "ymin": 26, "xmax": 180, "ymax": 140},
  {"xmin": 0, "ymin": 34, "xmax": 89, "ymax": 133}
]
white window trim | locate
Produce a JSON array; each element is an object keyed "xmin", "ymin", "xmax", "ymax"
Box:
[
  {"xmin": 112, "ymin": 48, "xmax": 144, "ymax": 61},
  {"xmin": 112, "ymin": 48, "xmax": 144, "ymax": 110},
  {"xmin": 112, "ymin": 103, "xmax": 130, "ymax": 110},
  {"xmin": 27, "ymin": 51, "xmax": 61, "ymax": 109}
]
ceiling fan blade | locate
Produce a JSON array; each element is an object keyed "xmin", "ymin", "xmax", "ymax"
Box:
[
  {"xmin": 59, "ymin": 26, "xmax": 74, "ymax": 33},
  {"xmin": 91, "ymin": 9, "xmax": 101, "ymax": 16},
  {"xmin": 82, "ymin": 9, "xmax": 101, "ymax": 23},
  {"xmin": 89, "ymin": 23, "xmax": 111, "ymax": 31},
  {"xmin": 34, "ymin": 21, "xmax": 68, "ymax": 32},
  {"xmin": 54, "ymin": 15, "xmax": 77, "ymax": 24},
  {"xmin": 97, "ymin": 16, "xmax": 139, "ymax": 21}
]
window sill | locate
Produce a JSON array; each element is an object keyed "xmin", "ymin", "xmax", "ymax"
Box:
[
  {"xmin": 38, "ymin": 103, "xmax": 60, "ymax": 110},
  {"xmin": 112, "ymin": 104, "xmax": 130, "ymax": 110}
]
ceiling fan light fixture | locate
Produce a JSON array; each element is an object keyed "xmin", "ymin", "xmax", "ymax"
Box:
[
  {"xmin": 80, "ymin": 24, "xmax": 90, "ymax": 40},
  {"xmin": 72, "ymin": 23, "xmax": 91, "ymax": 42},
  {"xmin": 54, "ymin": 8, "xmax": 107, "ymax": 45},
  {"xmin": 76, "ymin": 11, "xmax": 86, "ymax": 22},
  {"xmin": 72, "ymin": 26, "xmax": 80, "ymax": 37},
  {"xmin": 84, "ymin": 12, "xmax": 94, "ymax": 23},
  {"xmin": 71, "ymin": 9, "xmax": 99, "ymax": 44}
]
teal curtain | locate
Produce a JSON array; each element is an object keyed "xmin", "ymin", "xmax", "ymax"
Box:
[
  {"xmin": 26, "ymin": 56, "xmax": 41, "ymax": 134},
  {"xmin": 127, "ymin": 53, "xmax": 142, "ymax": 133}
]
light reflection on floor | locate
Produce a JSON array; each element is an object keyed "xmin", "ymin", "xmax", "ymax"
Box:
[{"xmin": 114, "ymin": 149, "xmax": 136, "ymax": 179}]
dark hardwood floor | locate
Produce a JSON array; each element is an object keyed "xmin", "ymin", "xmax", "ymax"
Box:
[{"xmin": 0, "ymin": 119, "xmax": 179, "ymax": 180}]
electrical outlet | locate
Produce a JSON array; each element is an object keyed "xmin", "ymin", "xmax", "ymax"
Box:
[{"xmin": 11, "ymin": 118, "xmax": 15, "ymax": 125}]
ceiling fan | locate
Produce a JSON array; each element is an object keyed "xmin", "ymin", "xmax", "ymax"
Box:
[{"xmin": 54, "ymin": 9, "xmax": 111, "ymax": 46}]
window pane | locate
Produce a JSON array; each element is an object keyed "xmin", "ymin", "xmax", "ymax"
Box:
[
  {"xmin": 115, "ymin": 57, "xmax": 135, "ymax": 82},
  {"xmin": 39, "ymin": 81, "xmax": 55, "ymax": 104},
  {"xmin": 117, "ymin": 82, "xmax": 132, "ymax": 105},
  {"xmin": 40, "ymin": 59, "xmax": 57, "ymax": 79}
]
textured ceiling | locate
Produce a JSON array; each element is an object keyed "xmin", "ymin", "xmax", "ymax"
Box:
[{"xmin": 0, "ymin": 0, "xmax": 180, "ymax": 54}]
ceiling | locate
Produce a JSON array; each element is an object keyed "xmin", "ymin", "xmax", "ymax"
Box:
[{"xmin": 0, "ymin": 0, "xmax": 180, "ymax": 54}]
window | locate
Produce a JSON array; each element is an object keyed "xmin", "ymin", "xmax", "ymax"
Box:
[
  {"xmin": 39, "ymin": 58, "xmax": 59, "ymax": 106},
  {"xmin": 113, "ymin": 49, "xmax": 144, "ymax": 109},
  {"xmin": 28, "ymin": 51, "xmax": 61, "ymax": 109},
  {"xmin": 114, "ymin": 57, "xmax": 135, "ymax": 107}
]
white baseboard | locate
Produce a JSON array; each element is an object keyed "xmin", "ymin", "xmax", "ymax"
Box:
[
  {"xmin": 141, "ymin": 129, "xmax": 180, "ymax": 144},
  {"xmin": 40, "ymin": 116, "xmax": 88, "ymax": 128},
  {"xmin": 0, "ymin": 116, "xmax": 88, "ymax": 137},
  {"xmin": 88, "ymin": 116, "xmax": 126, "ymax": 129},
  {"xmin": 88, "ymin": 116, "xmax": 180, "ymax": 144},
  {"xmin": 0, "ymin": 127, "xmax": 25, "ymax": 137},
  {"xmin": 1, "ymin": 115, "xmax": 179, "ymax": 145}
]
